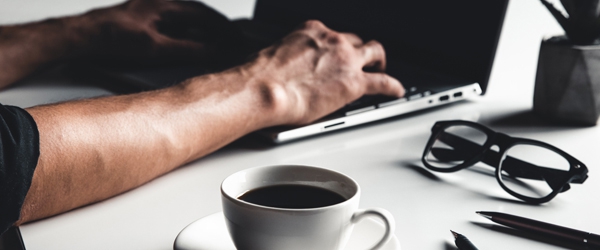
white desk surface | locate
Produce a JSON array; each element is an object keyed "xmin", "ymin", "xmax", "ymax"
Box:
[{"xmin": 2, "ymin": 1, "xmax": 599, "ymax": 250}]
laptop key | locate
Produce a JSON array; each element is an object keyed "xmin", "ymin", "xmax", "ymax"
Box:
[
  {"xmin": 378, "ymin": 97, "xmax": 407, "ymax": 108},
  {"xmin": 409, "ymin": 93, "xmax": 423, "ymax": 100},
  {"xmin": 345, "ymin": 105, "xmax": 376, "ymax": 116}
]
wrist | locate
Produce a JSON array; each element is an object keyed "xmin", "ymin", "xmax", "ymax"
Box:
[
  {"xmin": 236, "ymin": 59, "xmax": 294, "ymax": 128},
  {"xmin": 58, "ymin": 12, "xmax": 108, "ymax": 59},
  {"xmin": 180, "ymin": 61, "xmax": 286, "ymax": 132}
]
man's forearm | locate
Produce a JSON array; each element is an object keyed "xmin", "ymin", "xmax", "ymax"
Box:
[{"xmin": 18, "ymin": 64, "xmax": 273, "ymax": 223}]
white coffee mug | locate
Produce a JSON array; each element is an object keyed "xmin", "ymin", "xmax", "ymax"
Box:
[{"xmin": 221, "ymin": 165, "xmax": 395, "ymax": 250}]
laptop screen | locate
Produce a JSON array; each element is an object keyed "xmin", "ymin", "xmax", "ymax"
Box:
[{"xmin": 253, "ymin": 0, "xmax": 509, "ymax": 94}]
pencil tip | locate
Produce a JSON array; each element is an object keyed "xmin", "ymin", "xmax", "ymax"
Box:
[{"xmin": 450, "ymin": 230, "xmax": 458, "ymax": 238}]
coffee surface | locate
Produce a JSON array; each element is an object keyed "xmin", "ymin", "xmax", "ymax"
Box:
[{"xmin": 238, "ymin": 184, "xmax": 346, "ymax": 209}]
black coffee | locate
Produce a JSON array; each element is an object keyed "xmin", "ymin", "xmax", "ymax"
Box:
[{"xmin": 238, "ymin": 184, "xmax": 346, "ymax": 209}]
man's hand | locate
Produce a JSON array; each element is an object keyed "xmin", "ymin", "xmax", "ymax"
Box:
[
  {"xmin": 0, "ymin": 0, "xmax": 242, "ymax": 89},
  {"xmin": 244, "ymin": 20, "xmax": 405, "ymax": 126},
  {"xmin": 79, "ymin": 0, "xmax": 243, "ymax": 65}
]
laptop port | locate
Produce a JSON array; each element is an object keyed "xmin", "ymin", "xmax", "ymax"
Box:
[
  {"xmin": 439, "ymin": 95, "xmax": 450, "ymax": 101},
  {"xmin": 453, "ymin": 92, "xmax": 463, "ymax": 98},
  {"xmin": 324, "ymin": 121, "xmax": 345, "ymax": 129}
]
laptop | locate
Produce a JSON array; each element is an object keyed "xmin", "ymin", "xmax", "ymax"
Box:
[{"xmin": 77, "ymin": 0, "xmax": 509, "ymax": 143}]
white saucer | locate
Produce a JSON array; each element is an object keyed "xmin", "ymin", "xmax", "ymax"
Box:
[{"xmin": 174, "ymin": 212, "xmax": 401, "ymax": 250}]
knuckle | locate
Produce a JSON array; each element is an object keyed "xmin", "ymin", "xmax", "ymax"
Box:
[
  {"xmin": 363, "ymin": 41, "xmax": 387, "ymax": 70},
  {"xmin": 366, "ymin": 40, "xmax": 384, "ymax": 52},
  {"xmin": 303, "ymin": 20, "xmax": 325, "ymax": 29},
  {"xmin": 318, "ymin": 31, "xmax": 329, "ymax": 40},
  {"xmin": 326, "ymin": 32, "xmax": 343, "ymax": 44}
]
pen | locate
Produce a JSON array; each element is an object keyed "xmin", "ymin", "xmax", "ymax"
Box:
[
  {"xmin": 451, "ymin": 230, "xmax": 479, "ymax": 250},
  {"xmin": 477, "ymin": 211, "xmax": 600, "ymax": 248}
]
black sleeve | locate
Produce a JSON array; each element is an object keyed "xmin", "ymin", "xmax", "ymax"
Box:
[{"xmin": 0, "ymin": 104, "xmax": 39, "ymax": 236}]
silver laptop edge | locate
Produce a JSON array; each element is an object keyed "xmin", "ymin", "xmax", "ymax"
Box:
[{"xmin": 270, "ymin": 83, "xmax": 482, "ymax": 143}]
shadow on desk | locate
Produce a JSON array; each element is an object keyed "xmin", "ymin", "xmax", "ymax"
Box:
[
  {"xmin": 485, "ymin": 110, "xmax": 594, "ymax": 132},
  {"xmin": 224, "ymin": 133, "xmax": 277, "ymax": 150},
  {"xmin": 399, "ymin": 160, "xmax": 545, "ymax": 206},
  {"xmin": 444, "ymin": 241, "xmax": 458, "ymax": 250},
  {"xmin": 471, "ymin": 222, "xmax": 586, "ymax": 249},
  {"xmin": 403, "ymin": 161, "xmax": 442, "ymax": 181}
]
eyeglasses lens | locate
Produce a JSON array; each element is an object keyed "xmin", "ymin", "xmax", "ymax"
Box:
[
  {"xmin": 500, "ymin": 144, "xmax": 570, "ymax": 199},
  {"xmin": 425, "ymin": 125, "xmax": 488, "ymax": 169}
]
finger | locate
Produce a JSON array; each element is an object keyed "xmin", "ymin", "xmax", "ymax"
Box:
[
  {"xmin": 295, "ymin": 20, "xmax": 333, "ymax": 41},
  {"xmin": 360, "ymin": 40, "xmax": 386, "ymax": 72},
  {"xmin": 158, "ymin": 1, "xmax": 243, "ymax": 41},
  {"xmin": 362, "ymin": 73, "xmax": 405, "ymax": 97},
  {"xmin": 298, "ymin": 20, "xmax": 328, "ymax": 31},
  {"xmin": 151, "ymin": 29, "xmax": 246, "ymax": 67},
  {"xmin": 150, "ymin": 31, "xmax": 210, "ymax": 58},
  {"xmin": 294, "ymin": 21, "xmax": 362, "ymax": 49},
  {"xmin": 341, "ymin": 32, "xmax": 363, "ymax": 47}
]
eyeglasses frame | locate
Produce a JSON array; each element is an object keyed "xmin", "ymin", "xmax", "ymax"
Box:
[{"xmin": 421, "ymin": 120, "xmax": 588, "ymax": 204}]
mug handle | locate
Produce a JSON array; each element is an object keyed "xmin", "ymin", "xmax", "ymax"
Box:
[{"xmin": 351, "ymin": 208, "xmax": 396, "ymax": 250}]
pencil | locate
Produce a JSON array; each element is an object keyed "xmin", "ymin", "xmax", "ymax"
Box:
[{"xmin": 477, "ymin": 211, "xmax": 600, "ymax": 248}]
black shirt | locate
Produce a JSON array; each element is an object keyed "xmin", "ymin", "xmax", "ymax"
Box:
[{"xmin": 0, "ymin": 104, "xmax": 39, "ymax": 236}]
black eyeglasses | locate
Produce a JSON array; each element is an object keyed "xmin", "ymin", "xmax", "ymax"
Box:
[{"xmin": 421, "ymin": 120, "xmax": 589, "ymax": 204}]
